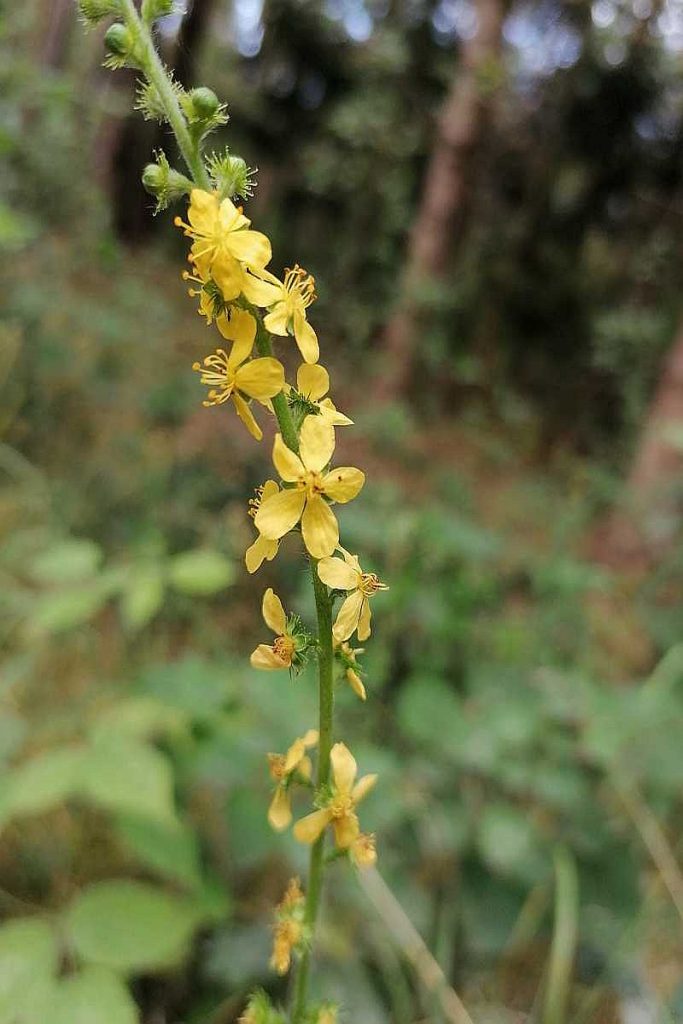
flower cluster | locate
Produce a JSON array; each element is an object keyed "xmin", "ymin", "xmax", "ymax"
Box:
[{"xmin": 175, "ymin": 186, "xmax": 388, "ymax": 992}]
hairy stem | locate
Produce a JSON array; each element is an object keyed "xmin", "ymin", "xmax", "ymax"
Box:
[
  {"xmin": 121, "ymin": 0, "xmax": 211, "ymax": 189},
  {"xmin": 292, "ymin": 568, "xmax": 334, "ymax": 1022},
  {"xmin": 253, "ymin": 319, "xmax": 335, "ymax": 1019},
  {"xmin": 254, "ymin": 321, "xmax": 300, "ymax": 452}
]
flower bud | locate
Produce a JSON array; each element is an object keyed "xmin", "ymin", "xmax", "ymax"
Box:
[
  {"xmin": 104, "ymin": 22, "xmax": 132, "ymax": 56},
  {"xmin": 78, "ymin": 0, "xmax": 121, "ymax": 22},
  {"xmin": 142, "ymin": 153, "xmax": 194, "ymax": 211},
  {"xmin": 207, "ymin": 151, "xmax": 256, "ymax": 201},
  {"xmin": 141, "ymin": 0, "xmax": 174, "ymax": 21},
  {"xmin": 189, "ymin": 87, "xmax": 220, "ymax": 118}
]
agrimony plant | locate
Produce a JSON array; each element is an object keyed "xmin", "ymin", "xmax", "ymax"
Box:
[{"xmin": 79, "ymin": 2, "xmax": 388, "ymax": 1021}]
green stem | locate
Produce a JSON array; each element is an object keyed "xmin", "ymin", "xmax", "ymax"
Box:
[
  {"xmin": 121, "ymin": 0, "xmax": 211, "ymax": 189},
  {"xmin": 254, "ymin": 320, "xmax": 300, "ymax": 452},
  {"xmin": 291, "ymin": 568, "xmax": 334, "ymax": 1023},
  {"xmin": 252, "ymin": 318, "xmax": 335, "ymax": 1019}
]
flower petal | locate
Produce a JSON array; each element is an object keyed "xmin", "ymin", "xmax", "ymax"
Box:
[
  {"xmin": 301, "ymin": 495, "xmax": 338, "ymax": 559},
  {"xmin": 272, "ymin": 434, "xmax": 305, "ymax": 482},
  {"xmin": 218, "ymin": 309, "xmax": 256, "ymax": 367},
  {"xmin": 346, "ymin": 668, "xmax": 367, "ymax": 701},
  {"xmin": 235, "ymin": 357, "xmax": 285, "ymax": 400},
  {"xmin": 317, "ymin": 556, "xmax": 358, "ymax": 591},
  {"xmin": 352, "ymin": 773, "xmax": 378, "ymax": 805},
  {"xmin": 263, "ymin": 587, "xmax": 287, "ymax": 634},
  {"xmin": 332, "ymin": 590, "xmax": 364, "ymax": 643},
  {"xmin": 211, "ymin": 255, "xmax": 243, "ymax": 301},
  {"xmin": 299, "ymin": 415, "xmax": 335, "ymax": 473},
  {"xmin": 333, "ymin": 812, "xmax": 360, "ymax": 850},
  {"xmin": 322, "ymin": 467, "xmax": 365, "ymax": 504},
  {"xmin": 226, "ymin": 228, "xmax": 272, "ymax": 270},
  {"xmin": 268, "ymin": 786, "xmax": 292, "ymax": 831},
  {"xmin": 255, "ymin": 488, "xmax": 306, "ymax": 540},
  {"xmin": 245, "ymin": 534, "xmax": 278, "ymax": 574},
  {"xmin": 188, "ymin": 189, "xmax": 219, "ymax": 233},
  {"xmin": 232, "ymin": 393, "xmax": 262, "ymax": 440},
  {"xmin": 264, "ymin": 303, "xmax": 289, "ymax": 337},
  {"xmin": 293, "ymin": 808, "xmax": 332, "ymax": 844},
  {"xmin": 218, "ymin": 195, "xmax": 249, "ymax": 232},
  {"xmin": 330, "ymin": 742, "xmax": 357, "ymax": 795},
  {"xmin": 357, "ymin": 596, "xmax": 372, "ymax": 642},
  {"xmin": 242, "ymin": 272, "xmax": 282, "ymax": 307},
  {"xmin": 302, "ymin": 728, "xmax": 319, "ymax": 747},
  {"xmin": 297, "ymin": 363, "xmax": 329, "ymax": 401},
  {"xmin": 250, "ymin": 643, "xmax": 289, "ymax": 670},
  {"xmin": 284, "ymin": 737, "xmax": 307, "ymax": 773},
  {"xmin": 293, "ymin": 309, "xmax": 319, "ymax": 364},
  {"xmin": 319, "ymin": 398, "xmax": 353, "ymax": 427}
]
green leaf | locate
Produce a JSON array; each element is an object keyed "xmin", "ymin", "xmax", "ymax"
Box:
[
  {"xmin": 396, "ymin": 675, "xmax": 466, "ymax": 752},
  {"xmin": 28, "ymin": 540, "xmax": 102, "ymax": 585},
  {"xmin": 0, "ymin": 918, "xmax": 57, "ymax": 1022},
  {"xmin": 477, "ymin": 803, "xmax": 547, "ymax": 882},
  {"xmin": 168, "ymin": 549, "xmax": 234, "ymax": 596},
  {"xmin": 3, "ymin": 747, "xmax": 84, "ymax": 820},
  {"xmin": 116, "ymin": 814, "xmax": 202, "ymax": 888},
  {"xmin": 121, "ymin": 566, "xmax": 165, "ymax": 630},
  {"xmin": 66, "ymin": 880, "xmax": 203, "ymax": 973},
  {"xmin": 52, "ymin": 966, "xmax": 139, "ymax": 1024},
  {"xmin": 31, "ymin": 583, "xmax": 110, "ymax": 633},
  {"xmin": 78, "ymin": 735, "xmax": 177, "ymax": 823}
]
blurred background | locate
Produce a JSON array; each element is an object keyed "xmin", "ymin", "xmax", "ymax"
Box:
[{"xmin": 1, "ymin": 0, "xmax": 683, "ymax": 1021}]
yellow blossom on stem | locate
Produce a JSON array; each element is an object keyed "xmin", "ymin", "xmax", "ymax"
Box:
[
  {"xmin": 318, "ymin": 547, "xmax": 388, "ymax": 642},
  {"xmin": 192, "ymin": 309, "xmax": 284, "ymax": 440},
  {"xmin": 267, "ymin": 729, "xmax": 318, "ymax": 830},
  {"xmin": 335, "ymin": 639, "xmax": 367, "ymax": 700},
  {"xmin": 256, "ymin": 265, "xmax": 320, "ymax": 364},
  {"xmin": 246, "ymin": 480, "xmax": 280, "ymax": 573},
  {"xmin": 271, "ymin": 877, "xmax": 306, "ymax": 975},
  {"xmin": 251, "ymin": 588, "xmax": 300, "ymax": 670},
  {"xmin": 254, "ymin": 416, "xmax": 365, "ymax": 559},
  {"xmin": 293, "ymin": 363, "xmax": 352, "ymax": 427},
  {"xmin": 293, "ymin": 742, "xmax": 377, "ymax": 851},
  {"xmin": 175, "ymin": 189, "xmax": 279, "ymax": 304}
]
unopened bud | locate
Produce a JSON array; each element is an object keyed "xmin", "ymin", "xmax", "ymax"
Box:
[
  {"xmin": 141, "ymin": 0, "xmax": 174, "ymax": 21},
  {"xmin": 189, "ymin": 87, "xmax": 219, "ymax": 118},
  {"xmin": 142, "ymin": 154, "xmax": 194, "ymax": 211},
  {"xmin": 104, "ymin": 22, "xmax": 132, "ymax": 56},
  {"xmin": 78, "ymin": 0, "xmax": 121, "ymax": 22},
  {"xmin": 207, "ymin": 151, "xmax": 256, "ymax": 201}
]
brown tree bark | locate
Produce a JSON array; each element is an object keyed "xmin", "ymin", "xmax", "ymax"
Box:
[
  {"xmin": 595, "ymin": 320, "xmax": 683, "ymax": 567},
  {"xmin": 376, "ymin": 0, "xmax": 507, "ymax": 401}
]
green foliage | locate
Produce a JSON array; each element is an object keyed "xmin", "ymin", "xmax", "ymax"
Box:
[{"xmin": 66, "ymin": 880, "xmax": 203, "ymax": 972}]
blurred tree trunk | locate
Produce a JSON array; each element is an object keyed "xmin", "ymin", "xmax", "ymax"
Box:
[
  {"xmin": 376, "ymin": 0, "xmax": 507, "ymax": 401},
  {"xmin": 41, "ymin": 0, "xmax": 74, "ymax": 68},
  {"xmin": 112, "ymin": 0, "xmax": 217, "ymax": 240},
  {"xmin": 597, "ymin": 322, "xmax": 683, "ymax": 566}
]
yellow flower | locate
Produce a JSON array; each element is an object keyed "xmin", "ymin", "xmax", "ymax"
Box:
[
  {"xmin": 316, "ymin": 1007, "xmax": 338, "ymax": 1024},
  {"xmin": 293, "ymin": 363, "xmax": 352, "ymax": 427},
  {"xmin": 175, "ymin": 189, "xmax": 278, "ymax": 304},
  {"xmin": 335, "ymin": 640, "xmax": 367, "ymax": 700},
  {"xmin": 267, "ymin": 729, "xmax": 318, "ymax": 830},
  {"xmin": 254, "ymin": 416, "xmax": 365, "ymax": 559},
  {"xmin": 350, "ymin": 832, "xmax": 377, "ymax": 868},
  {"xmin": 317, "ymin": 547, "xmax": 388, "ymax": 642},
  {"xmin": 245, "ymin": 480, "xmax": 280, "ymax": 573},
  {"xmin": 259, "ymin": 265, "xmax": 320, "ymax": 364},
  {"xmin": 271, "ymin": 877, "xmax": 306, "ymax": 975},
  {"xmin": 293, "ymin": 742, "xmax": 377, "ymax": 850},
  {"xmin": 250, "ymin": 588, "xmax": 299, "ymax": 670},
  {"xmin": 192, "ymin": 309, "xmax": 284, "ymax": 441}
]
